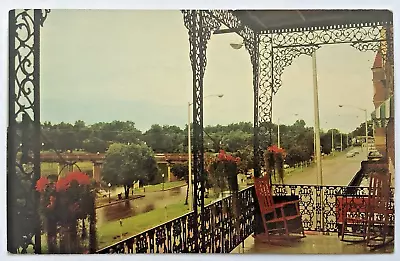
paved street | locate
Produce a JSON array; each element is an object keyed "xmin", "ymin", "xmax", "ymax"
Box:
[{"xmin": 285, "ymin": 147, "xmax": 365, "ymax": 186}]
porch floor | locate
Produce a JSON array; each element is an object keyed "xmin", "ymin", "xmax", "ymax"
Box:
[{"xmin": 231, "ymin": 231, "xmax": 394, "ymax": 254}]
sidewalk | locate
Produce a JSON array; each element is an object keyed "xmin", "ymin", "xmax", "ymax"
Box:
[
  {"xmin": 96, "ymin": 181, "xmax": 186, "ymax": 209},
  {"xmin": 96, "ymin": 194, "xmax": 145, "ymax": 209}
]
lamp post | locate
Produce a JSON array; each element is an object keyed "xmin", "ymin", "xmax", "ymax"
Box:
[
  {"xmin": 188, "ymin": 94, "xmax": 223, "ymax": 211},
  {"xmin": 277, "ymin": 113, "xmax": 298, "ymax": 148},
  {"xmin": 162, "ymin": 174, "xmax": 165, "ymax": 191},
  {"xmin": 108, "ymin": 183, "xmax": 111, "ymax": 203},
  {"xmin": 325, "ymin": 122, "xmax": 334, "ymax": 154},
  {"xmin": 339, "ymin": 105, "xmax": 368, "ymax": 158}
]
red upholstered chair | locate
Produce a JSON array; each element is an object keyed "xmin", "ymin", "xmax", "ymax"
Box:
[{"xmin": 254, "ymin": 175, "xmax": 305, "ymax": 241}]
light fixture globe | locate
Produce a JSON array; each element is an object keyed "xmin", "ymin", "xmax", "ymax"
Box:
[{"xmin": 230, "ymin": 43, "xmax": 243, "ymax": 50}]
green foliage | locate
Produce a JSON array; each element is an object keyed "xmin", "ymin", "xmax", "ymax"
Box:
[
  {"xmin": 143, "ymin": 124, "xmax": 185, "ymax": 153},
  {"xmin": 40, "ymin": 119, "xmax": 361, "ymax": 169},
  {"xmin": 170, "ymin": 163, "xmax": 189, "ymax": 183},
  {"xmin": 234, "ymin": 145, "xmax": 253, "ymax": 174},
  {"xmin": 102, "ymin": 142, "xmax": 158, "ymax": 198}
]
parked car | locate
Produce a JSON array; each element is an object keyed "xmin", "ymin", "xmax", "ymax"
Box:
[
  {"xmin": 368, "ymin": 151, "xmax": 383, "ymax": 161},
  {"xmin": 346, "ymin": 151, "xmax": 355, "ymax": 158}
]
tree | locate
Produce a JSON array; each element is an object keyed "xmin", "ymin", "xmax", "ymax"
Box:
[
  {"xmin": 170, "ymin": 163, "xmax": 190, "ymax": 204},
  {"xmin": 102, "ymin": 142, "xmax": 158, "ymax": 199},
  {"xmin": 234, "ymin": 145, "xmax": 253, "ymax": 174},
  {"xmin": 222, "ymin": 130, "xmax": 252, "ymax": 152}
]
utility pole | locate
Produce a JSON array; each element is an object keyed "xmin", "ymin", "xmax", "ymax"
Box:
[{"xmin": 312, "ymin": 51, "xmax": 323, "ymax": 186}]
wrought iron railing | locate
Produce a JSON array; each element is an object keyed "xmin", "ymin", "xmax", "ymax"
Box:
[
  {"xmin": 96, "ymin": 186, "xmax": 255, "ymax": 253},
  {"xmin": 271, "ymin": 184, "xmax": 395, "ymax": 232},
  {"xmin": 96, "ymin": 184, "xmax": 394, "ymax": 253}
]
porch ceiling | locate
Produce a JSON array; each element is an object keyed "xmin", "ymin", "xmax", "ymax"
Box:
[{"xmin": 231, "ymin": 10, "xmax": 393, "ymax": 32}]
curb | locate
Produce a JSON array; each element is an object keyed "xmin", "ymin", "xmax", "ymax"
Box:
[
  {"xmin": 96, "ymin": 194, "xmax": 145, "ymax": 209},
  {"xmin": 134, "ymin": 183, "xmax": 187, "ymax": 194}
]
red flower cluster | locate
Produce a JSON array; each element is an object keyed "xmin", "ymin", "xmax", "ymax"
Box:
[
  {"xmin": 267, "ymin": 145, "xmax": 285, "ymax": 154},
  {"xmin": 217, "ymin": 150, "xmax": 241, "ymax": 163},
  {"xmin": 36, "ymin": 177, "xmax": 50, "ymax": 192},
  {"xmin": 55, "ymin": 172, "xmax": 91, "ymax": 192}
]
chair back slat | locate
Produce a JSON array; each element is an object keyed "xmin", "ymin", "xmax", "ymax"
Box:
[
  {"xmin": 368, "ymin": 172, "xmax": 391, "ymax": 215},
  {"xmin": 254, "ymin": 175, "xmax": 274, "ymax": 214}
]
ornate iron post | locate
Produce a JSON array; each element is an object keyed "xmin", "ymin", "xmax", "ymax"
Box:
[
  {"xmin": 244, "ymin": 34, "xmax": 261, "ymax": 178},
  {"xmin": 8, "ymin": 9, "xmax": 49, "ymax": 254},
  {"xmin": 182, "ymin": 10, "xmax": 220, "ymax": 252}
]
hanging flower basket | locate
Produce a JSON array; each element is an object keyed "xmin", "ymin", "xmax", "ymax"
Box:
[
  {"xmin": 264, "ymin": 145, "xmax": 286, "ymax": 184},
  {"xmin": 206, "ymin": 150, "xmax": 241, "ymax": 232}
]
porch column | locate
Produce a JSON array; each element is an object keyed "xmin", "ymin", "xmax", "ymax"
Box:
[
  {"xmin": 167, "ymin": 163, "xmax": 172, "ymax": 182},
  {"xmin": 245, "ymin": 33, "xmax": 261, "ymax": 177},
  {"xmin": 92, "ymin": 162, "xmax": 102, "ymax": 183},
  {"xmin": 8, "ymin": 9, "xmax": 50, "ymax": 253},
  {"xmin": 182, "ymin": 10, "xmax": 220, "ymax": 253}
]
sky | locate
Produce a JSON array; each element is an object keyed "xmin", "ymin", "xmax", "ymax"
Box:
[{"xmin": 40, "ymin": 10, "xmax": 376, "ymax": 133}]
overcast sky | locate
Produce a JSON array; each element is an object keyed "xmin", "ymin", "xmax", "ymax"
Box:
[{"xmin": 40, "ymin": 10, "xmax": 376, "ymax": 133}]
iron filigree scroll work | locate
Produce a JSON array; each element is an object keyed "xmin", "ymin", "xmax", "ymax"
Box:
[
  {"xmin": 97, "ymin": 186, "xmax": 255, "ymax": 254},
  {"xmin": 182, "ymin": 10, "xmax": 221, "ymax": 252},
  {"xmin": 8, "ymin": 9, "xmax": 48, "ymax": 254}
]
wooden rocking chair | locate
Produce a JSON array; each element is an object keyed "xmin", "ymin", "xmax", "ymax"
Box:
[
  {"xmin": 339, "ymin": 194, "xmax": 369, "ymax": 242},
  {"xmin": 340, "ymin": 172, "xmax": 394, "ymax": 249},
  {"xmin": 366, "ymin": 172, "xmax": 394, "ymax": 250},
  {"xmin": 253, "ymin": 175, "xmax": 305, "ymax": 242}
]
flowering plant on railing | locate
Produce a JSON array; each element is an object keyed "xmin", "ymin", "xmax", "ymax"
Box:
[
  {"xmin": 206, "ymin": 150, "xmax": 241, "ymax": 233},
  {"xmin": 36, "ymin": 172, "xmax": 95, "ymax": 253},
  {"xmin": 206, "ymin": 150, "xmax": 241, "ymax": 194},
  {"xmin": 264, "ymin": 145, "xmax": 286, "ymax": 184}
]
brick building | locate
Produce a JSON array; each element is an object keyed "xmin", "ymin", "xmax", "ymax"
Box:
[{"xmin": 371, "ymin": 30, "xmax": 395, "ymax": 182}]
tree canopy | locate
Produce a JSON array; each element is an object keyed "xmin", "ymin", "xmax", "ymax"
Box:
[
  {"xmin": 40, "ymin": 119, "xmax": 363, "ymax": 169},
  {"xmin": 102, "ymin": 142, "xmax": 158, "ymax": 199}
]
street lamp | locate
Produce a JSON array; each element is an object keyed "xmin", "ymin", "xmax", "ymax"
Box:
[
  {"xmin": 188, "ymin": 94, "xmax": 224, "ymax": 211},
  {"xmin": 162, "ymin": 174, "xmax": 165, "ymax": 191},
  {"xmin": 277, "ymin": 113, "xmax": 298, "ymax": 148},
  {"xmin": 108, "ymin": 183, "xmax": 111, "ymax": 203},
  {"xmin": 339, "ymin": 105, "xmax": 368, "ymax": 158}
]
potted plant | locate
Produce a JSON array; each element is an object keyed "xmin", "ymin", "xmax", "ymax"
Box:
[{"xmin": 35, "ymin": 172, "xmax": 96, "ymax": 253}]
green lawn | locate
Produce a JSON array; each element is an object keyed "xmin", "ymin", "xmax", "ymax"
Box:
[{"xmin": 41, "ymin": 161, "xmax": 93, "ymax": 176}]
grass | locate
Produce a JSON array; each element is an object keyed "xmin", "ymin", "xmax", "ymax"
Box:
[{"xmin": 41, "ymin": 161, "xmax": 93, "ymax": 176}]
